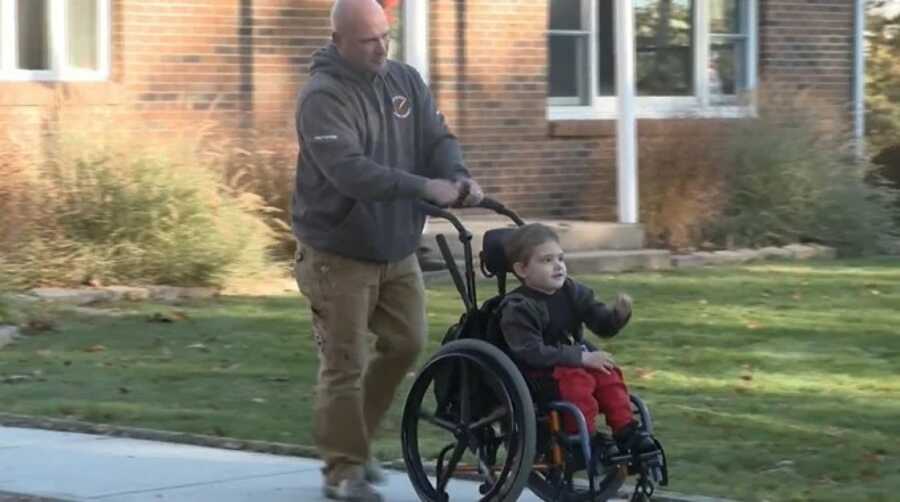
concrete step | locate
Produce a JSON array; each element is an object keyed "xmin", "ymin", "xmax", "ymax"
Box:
[
  {"xmin": 564, "ymin": 249, "xmax": 672, "ymax": 274},
  {"xmin": 423, "ymin": 249, "xmax": 672, "ymax": 286},
  {"xmin": 421, "ymin": 217, "xmax": 646, "ymax": 260}
]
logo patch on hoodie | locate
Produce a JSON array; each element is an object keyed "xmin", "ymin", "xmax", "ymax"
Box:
[{"xmin": 392, "ymin": 96, "xmax": 411, "ymax": 119}]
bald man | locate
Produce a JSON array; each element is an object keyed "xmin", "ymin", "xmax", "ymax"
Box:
[{"xmin": 292, "ymin": 1, "xmax": 483, "ymax": 500}]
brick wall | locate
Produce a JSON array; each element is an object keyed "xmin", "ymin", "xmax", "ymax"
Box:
[
  {"xmin": 0, "ymin": 0, "xmax": 856, "ymax": 223},
  {"xmin": 759, "ymin": 0, "xmax": 855, "ymax": 114},
  {"xmin": 0, "ymin": 0, "xmax": 331, "ymax": 158},
  {"xmin": 430, "ymin": 0, "xmax": 617, "ymax": 220}
]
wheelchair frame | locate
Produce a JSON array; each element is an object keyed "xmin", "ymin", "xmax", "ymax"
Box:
[{"xmin": 401, "ymin": 198, "xmax": 668, "ymax": 502}]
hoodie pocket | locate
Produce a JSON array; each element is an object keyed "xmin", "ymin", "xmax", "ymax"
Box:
[{"xmin": 329, "ymin": 203, "xmax": 378, "ymax": 258}]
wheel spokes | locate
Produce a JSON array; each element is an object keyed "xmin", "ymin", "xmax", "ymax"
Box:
[
  {"xmin": 458, "ymin": 359, "xmax": 471, "ymax": 425},
  {"xmin": 467, "ymin": 406, "xmax": 508, "ymax": 432},
  {"xmin": 419, "ymin": 411, "xmax": 457, "ymax": 434},
  {"xmin": 437, "ymin": 439, "xmax": 468, "ymax": 493}
]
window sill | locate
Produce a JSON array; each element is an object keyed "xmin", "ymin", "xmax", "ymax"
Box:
[
  {"xmin": 0, "ymin": 81, "xmax": 122, "ymax": 106},
  {"xmin": 548, "ymin": 104, "xmax": 756, "ymax": 137}
]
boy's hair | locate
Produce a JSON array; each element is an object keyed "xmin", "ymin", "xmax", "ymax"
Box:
[{"xmin": 504, "ymin": 223, "xmax": 560, "ymax": 267}]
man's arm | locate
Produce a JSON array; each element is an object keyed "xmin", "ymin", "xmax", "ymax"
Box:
[
  {"xmin": 298, "ymin": 90, "xmax": 429, "ymax": 202},
  {"xmin": 500, "ymin": 297, "xmax": 584, "ymax": 368},
  {"xmin": 572, "ymin": 280, "xmax": 631, "ymax": 338}
]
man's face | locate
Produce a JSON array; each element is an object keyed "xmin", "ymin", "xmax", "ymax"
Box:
[
  {"xmin": 333, "ymin": 11, "xmax": 390, "ymax": 74},
  {"xmin": 514, "ymin": 240, "xmax": 568, "ymax": 295}
]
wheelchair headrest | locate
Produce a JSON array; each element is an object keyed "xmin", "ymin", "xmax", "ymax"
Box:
[{"xmin": 481, "ymin": 228, "xmax": 516, "ymax": 277}]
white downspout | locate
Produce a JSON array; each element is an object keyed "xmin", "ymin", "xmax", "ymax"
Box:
[
  {"xmin": 853, "ymin": 0, "xmax": 866, "ymax": 160},
  {"xmin": 616, "ymin": 0, "xmax": 638, "ymax": 224},
  {"xmin": 404, "ymin": 0, "xmax": 430, "ymax": 84}
]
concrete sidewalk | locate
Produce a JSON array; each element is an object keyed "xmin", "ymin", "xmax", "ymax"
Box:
[{"xmin": 0, "ymin": 426, "xmax": 553, "ymax": 502}]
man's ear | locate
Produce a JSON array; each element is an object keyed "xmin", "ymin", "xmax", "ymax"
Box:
[{"xmin": 512, "ymin": 261, "xmax": 527, "ymax": 279}]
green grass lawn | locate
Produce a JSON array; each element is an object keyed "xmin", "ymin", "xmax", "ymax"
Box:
[{"xmin": 1, "ymin": 259, "xmax": 898, "ymax": 501}]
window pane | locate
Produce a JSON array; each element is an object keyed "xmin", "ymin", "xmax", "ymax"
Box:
[
  {"xmin": 67, "ymin": 0, "xmax": 99, "ymax": 70},
  {"xmin": 635, "ymin": 0, "xmax": 694, "ymax": 96},
  {"xmin": 548, "ymin": 34, "xmax": 589, "ymax": 105},
  {"xmin": 549, "ymin": 0, "xmax": 584, "ymax": 31},
  {"xmin": 18, "ymin": 0, "xmax": 50, "ymax": 70},
  {"xmin": 710, "ymin": 39, "xmax": 746, "ymax": 100},
  {"xmin": 710, "ymin": 0, "xmax": 742, "ymax": 34},
  {"xmin": 384, "ymin": 0, "xmax": 403, "ymax": 61},
  {"xmin": 597, "ymin": 0, "xmax": 615, "ymax": 96}
]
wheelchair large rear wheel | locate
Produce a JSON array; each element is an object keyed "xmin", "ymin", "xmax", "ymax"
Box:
[{"xmin": 401, "ymin": 339, "xmax": 536, "ymax": 502}]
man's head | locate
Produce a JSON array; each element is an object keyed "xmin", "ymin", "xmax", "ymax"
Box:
[
  {"xmin": 331, "ymin": 0, "xmax": 390, "ymax": 74},
  {"xmin": 505, "ymin": 223, "xmax": 567, "ymax": 294}
]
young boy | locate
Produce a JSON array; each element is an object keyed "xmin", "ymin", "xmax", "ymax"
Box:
[{"xmin": 499, "ymin": 223, "xmax": 656, "ymax": 456}]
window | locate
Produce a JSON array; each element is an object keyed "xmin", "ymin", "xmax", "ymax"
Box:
[
  {"xmin": 385, "ymin": 0, "xmax": 404, "ymax": 62},
  {"xmin": 548, "ymin": 0, "xmax": 591, "ymax": 105},
  {"xmin": 381, "ymin": 0, "xmax": 430, "ymax": 84},
  {"xmin": 709, "ymin": 0, "xmax": 750, "ymax": 103},
  {"xmin": 0, "ymin": 0, "xmax": 110, "ymax": 81},
  {"xmin": 635, "ymin": 0, "xmax": 694, "ymax": 96},
  {"xmin": 547, "ymin": 0, "xmax": 757, "ymax": 119}
]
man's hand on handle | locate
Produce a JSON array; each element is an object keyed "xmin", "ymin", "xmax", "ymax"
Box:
[
  {"xmin": 423, "ymin": 179, "xmax": 461, "ymax": 207},
  {"xmin": 422, "ymin": 178, "xmax": 484, "ymax": 208},
  {"xmin": 455, "ymin": 178, "xmax": 484, "ymax": 207}
]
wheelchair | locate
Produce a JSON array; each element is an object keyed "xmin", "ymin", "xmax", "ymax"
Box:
[{"xmin": 401, "ymin": 198, "xmax": 668, "ymax": 502}]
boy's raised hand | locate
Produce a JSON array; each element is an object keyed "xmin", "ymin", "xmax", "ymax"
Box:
[
  {"xmin": 613, "ymin": 293, "xmax": 633, "ymax": 329},
  {"xmin": 581, "ymin": 350, "xmax": 616, "ymax": 374}
]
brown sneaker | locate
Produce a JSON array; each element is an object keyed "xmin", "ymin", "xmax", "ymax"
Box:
[
  {"xmin": 363, "ymin": 460, "xmax": 387, "ymax": 485},
  {"xmin": 323, "ymin": 478, "xmax": 384, "ymax": 502}
]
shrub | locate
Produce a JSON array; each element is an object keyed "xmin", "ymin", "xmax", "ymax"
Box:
[
  {"xmin": 711, "ymin": 92, "xmax": 899, "ymax": 255},
  {"xmin": 0, "ymin": 123, "xmax": 276, "ymax": 288},
  {"xmin": 639, "ymin": 120, "xmax": 727, "ymax": 250}
]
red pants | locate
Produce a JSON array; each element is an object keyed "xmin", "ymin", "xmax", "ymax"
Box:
[{"xmin": 553, "ymin": 366, "xmax": 633, "ymax": 435}]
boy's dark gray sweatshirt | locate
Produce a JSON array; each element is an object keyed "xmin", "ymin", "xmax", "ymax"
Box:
[{"xmin": 292, "ymin": 44, "xmax": 469, "ymax": 262}]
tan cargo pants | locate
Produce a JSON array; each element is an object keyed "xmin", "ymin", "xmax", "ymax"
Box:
[{"xmin": 294, "ymin": 241, "xmax": 426, "ymax": 484}]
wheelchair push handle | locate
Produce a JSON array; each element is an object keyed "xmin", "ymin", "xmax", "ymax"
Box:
[{"xmin": 416, "ymin": 196, "xmax": 525, "ymax": 233}]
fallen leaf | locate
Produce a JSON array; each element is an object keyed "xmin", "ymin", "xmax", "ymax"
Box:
[
  {"xmin": 859, "ymin": 467, "xmax": 880, "ymax": 480},
  {"xmin": 25, "ymin": 319, "xmax": 56, "ymax": 333},
  {"xmin": 870, "ymin": 290, "xmax": 881, "ymax": 296},
  {"xmin": 3, "ymin": 375, "xmax": 32, "ymax": 384},
  {"xmin": 186, "ymin": 343, "xmax": 210, "ymax": 352},
  {"xmin": 740, "ymin": 374, "xmax": 753, "ymax": 381},
  {"xmin": 634, "ymin": 367, "xmax": 657, "ymax": 380},
  {"xmin": 251, "ymin": 398, "xmax": 267, "ymax": 404},
  {"xmin": 745, "ymin": 321, "xmax": 763, "ymax": 330},
  {"xmin": 119, "ymin": 387, "xmax": 130, "ymax": 394},
  {"xmin": 863, "ymin": 453, "xmax": 884, "ymax": 463},
  {"xmin": 148, "ymin": 311, "xmax": 189, "ymax": 323},
  {"xmin": 84, "ymin": 344, "xmax": 107, "ymax": 353}
]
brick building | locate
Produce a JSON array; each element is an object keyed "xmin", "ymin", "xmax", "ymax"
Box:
[{"xmin": 0, "ymin": 0, "xmax": 864, "ymax": 223}]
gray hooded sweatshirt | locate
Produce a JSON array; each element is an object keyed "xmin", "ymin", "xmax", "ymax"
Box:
[{"xmin": 293, "ymin": 44, "xmax": 469, "ymax": 262}]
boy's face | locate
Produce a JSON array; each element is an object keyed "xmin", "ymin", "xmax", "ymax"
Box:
[{"xmin": 513, "ymin": 240, "xmax": 567, "ymax": 294}]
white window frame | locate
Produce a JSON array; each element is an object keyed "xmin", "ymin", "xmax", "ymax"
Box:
[
  {"xmin": 0, "ymin": 0, "xmax": 111, "ymax": 82},
  {"xmin": 548, "ymin": 0, "xmax": 758, "ymax": 121}
]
